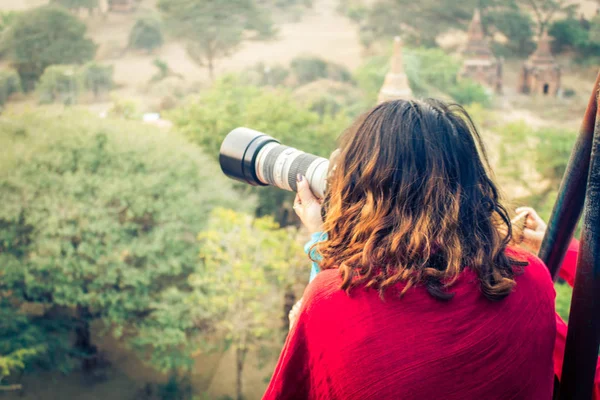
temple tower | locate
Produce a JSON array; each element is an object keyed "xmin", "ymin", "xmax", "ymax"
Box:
[
  {"xmin": 518, "ymin": 31, "xmax": 561, "ymax": 96},
  {"xmin": 378, "ymin": 36, "xmax": 413, "ymax": 103},
  {"xmin": 459, "ymin": 9, "xmax": 503, "ymax": 93}
]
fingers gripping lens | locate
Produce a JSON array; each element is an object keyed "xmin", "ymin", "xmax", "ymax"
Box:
[{"xmin": 219, "ymin": 127, "xmax": 330, "ymax": 198}]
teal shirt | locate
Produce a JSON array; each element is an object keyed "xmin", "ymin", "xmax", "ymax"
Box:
[{"xmin": 305, "ymin": 231, "xmax": 326, "ymax": 282}]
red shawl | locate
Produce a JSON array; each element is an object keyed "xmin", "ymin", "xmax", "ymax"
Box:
[{"xmin": 264, "ymin": 246, "xmax": 556, "ymax": 399}]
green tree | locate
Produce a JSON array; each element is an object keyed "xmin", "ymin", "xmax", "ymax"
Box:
[
  {"xmin": 36, "ymin": 65, "xmax": 81, "ymax": 105},
  {"xmin": 128, "ymin": 15, "xmax": 164, "ymax": 53},
  {"xmin": 81, "ymin": 62, "xmax": 113, "ymax": 99},
  {"xmin": 193, "ymin": 208, "xmax": 305, "ymax": 400},
  {"xmin": 168, "ymin": 76, "xmax": 350, "ymax": 222},
  {"xmin": 2, "ymin": 6, "xmax": 96, "ymax": 91},
  {"xmin": 0, "ymin": 11, "xmax": 18, "ymax": 59},
  {"xmin": 517, "ymin": 0, "xmax": 579, "ymax": 35},
  {"xmin": 0, "ymin": 69, "xmax": 21, "ymax": 107},
  {"xmin": 549, "ymin": 18, "xmax": 589, "ymax": 52},
  {"xmin": 352, "ymin": 0, "xmax": 509, "ymax": 47},
  {"xmin": 0, "ymin": 111, "xmax": 251, "ymax": 377},
  {"xmin": 157, "ymin": 0, "xmax": 273, "ymax": 80},
  {"xmin": 488, "ymin": 8, "xmax": 536, "ymax": 57},
  {"xmin": 290, "ymin": 56, "xmax": 352, "ymax": 85}
]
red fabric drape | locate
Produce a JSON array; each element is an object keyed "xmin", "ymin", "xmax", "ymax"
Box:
[
  {"xmin": 264, "ymin": 246, "xmax": 557, "ymax": 399},
  {"xmin": 554, "ymin": 238, "xmax": 600, "ymax": 399},
  {"xmin": 265, "ymin": 241, "xmax": 600, "ymax": 399}
]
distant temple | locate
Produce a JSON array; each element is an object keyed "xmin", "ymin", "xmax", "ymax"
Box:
[
  {"xmin": 518, "ymin": 31, "xmax": 561, "ymax": 96},
  {"xmin": 378, "ymin": 36, "xmax": 413, "ymax": 103},
  {"xmin": 459, "ymin": 9, "xmax": 503, "ymax": 94}
]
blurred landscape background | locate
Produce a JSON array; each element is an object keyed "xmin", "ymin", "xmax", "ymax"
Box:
[{"xmin": 0, "ymin": 0, "xmax": 598, "ymax": 398}]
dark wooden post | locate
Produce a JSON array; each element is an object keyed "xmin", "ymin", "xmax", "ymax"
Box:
[
  {"xmin": 538, "ymin": 70, "xmax": 600, "ymax": 398},
  {"xmin": 556, "ymin": 74, "xmax": 600, "ymax": 399},
  {"xmin": 538, "ymin": 73, "xmax": 600, "ymax": 279}
]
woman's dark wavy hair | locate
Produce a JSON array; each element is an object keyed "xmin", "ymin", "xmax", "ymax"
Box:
[{"xmin": 316, "ymin": 99, "xmax": 526, "ymax": 301}]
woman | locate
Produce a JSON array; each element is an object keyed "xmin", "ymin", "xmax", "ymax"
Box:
[{"xmin": 263, "ymin": 99, "xmax": 557, "ymax": 399}]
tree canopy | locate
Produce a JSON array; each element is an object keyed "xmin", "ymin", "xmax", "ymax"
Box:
[
  {"xmin": 158, "ymin": 0, "xmax": 274, "ymax": 79},
  {"xmin": 2, "ymin": 6, "xmax": 96, "ymax": 90},
  {"xmin": 0, "ymin": 111, "xmax": 252, "ymax": 378},
  {"xmin": 128, "ymin": 15, "xmax": 164, "ymax": 53}
]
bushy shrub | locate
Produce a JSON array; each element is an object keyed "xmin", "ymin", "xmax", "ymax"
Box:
[
  {"xmin": 108, "ymin": 96, "xmax": 138, "ymax": 119},
  {"xmin": 240, "ymin": 62, "xmax": 290, "ymax": 87},
  {"xmin": 549, "ymin": 18, "xmax": 589, "ymax": 53},
  {"xmin": 3, "ymin": 6, "xmax": 96, "ymax": 91},
  {"xmin": 293, "ymin": 79, "xmax": 365, "ymax": 117},
  {"xmin": 0, "ymin": 111, "xmax": 250, "ymax": 376},
  {"xmin": 352, "ymin": 54, "xmax": 388, "ymax": 104},
  {"xmin": 37, "ymin": 65, "xmax": 81, "ymax": 105},
  {"xmin": 0, "ymin": 10, "xmax": 18, "ymax": 59},
  {"xmin": 290, "ymin": 56, "xmax": 352, "ymax": 85},
  {"xmin": 128, "ymin": 15, "xmax": 164, "ymax": 53},
  {"xmin": 0, "ymin": 69, "xmax": 21, "ymax": 106},
  {"xmin": 404, "ymin": 47, "xmax": 461, "ymax": 96},
  {"xmin": 81, "ymin": 62, "xmax": 113, "ymax": 99},
  {"xmin": 195, "ymin": 208, "xmax": 305, "ymax": 399},
  {"xmin": 448, "ymin": 79, "xmax": 491, "ymax": 107},
  {"xmin": 488, "ymin": 9, "xmax": 535, "ymax": 57}
]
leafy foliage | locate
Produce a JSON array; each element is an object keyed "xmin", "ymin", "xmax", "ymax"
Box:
[
  {"xmin": 517, "ymin": 0, "xmax": 579, "ymax": 35},
  {"xmin": 448, "ymin": 79, "xmax": 491, "ymax": 108},
  {"xmin": 0, "ymin": 69, "xmax": 21, "ymax": 106},
  {"xmin": 158, "ymin": 0, "xmax": 273, "ymax": 79},
  {"xmin": 2, "ymin": 6, "xmax": 96, "ymax": 91},
  {"xmin": 488, "ymin": 8, "xmax": 536, "ymax": 57},
  {"xmin": 0, "ymin": 11, "xmax": 17, "ymax": 34},
  {"xmin": 193, "ymin": 208, "xmax": 305, "ymax": 399},
  {"xmin": 549, "ymin": 16, "xmax": 600, "ymax": 63},
  {"xmin": 496, "ymin": 122, "xmax": 576, "ymax": 219},
  {"xmin": 347, "ymin": 0, "xmax": 510, "ymax": 47},
  {"xmin": 168, "ymin": 76, "xmax": 350, "ymax": 221},
  {"xmin": 0, "ymin": 111, "xmax": 251, "ymax": 376},
  {"xmin": 37, "ymin": 65, "xmax": 81, "ymax": 105},
  {"xmin": 81, "ymin": 62, "xmax": 114, "ymax": 99},
  {"xmin": 37, "ymin": 63, "xmax": 113, "ymax": 104},
  {"xmin": 549, "ymin": 18, "xmax": 589, "ymax": 52},
  {"xmin": 240, "ymin": 62, "xmax": 290, "ymax": 87},
  {"xmin": 129, "ymin": 15, "xmax": 164, "ymax": 53},
  {"xmin": 0, "ymin": 11, "xmax": 18, "ymax": 59},
  {"xmin": 290, "ymin": 56, "xmax": 352, "ymax": 85}
]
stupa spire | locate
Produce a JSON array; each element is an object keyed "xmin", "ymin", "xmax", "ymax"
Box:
[
  {"xmin": 529, "ymin": 30, "xmax": 555, "ymax": 64},
  {"xmin": 468, "ymin": 9, "xmax": 484, "ymax": 42},
  {"xmin": 377, "ymin": 36, "xmax": 413, "ymax": 103},
  {"xmin": 463, "ymin": 8, "xmax": 493, "ymax": 58}
]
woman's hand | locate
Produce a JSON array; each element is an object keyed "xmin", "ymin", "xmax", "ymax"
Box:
[
  {"xmin": 515, "ymin": 207, "xmax": 548, "ymax": 255},
  {"xmin": 293, "ymin": 174, "xmax": 324, "ymax": 234}
]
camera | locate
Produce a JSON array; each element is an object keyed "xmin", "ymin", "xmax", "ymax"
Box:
[{"xmin": 219, "ymin": 127, "xmax": 330, "ymax": 198}]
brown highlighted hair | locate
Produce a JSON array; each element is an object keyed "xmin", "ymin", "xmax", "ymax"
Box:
[{"xmin": 317, "ymin": 99, "xmax": 525, "ymax": 301}]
